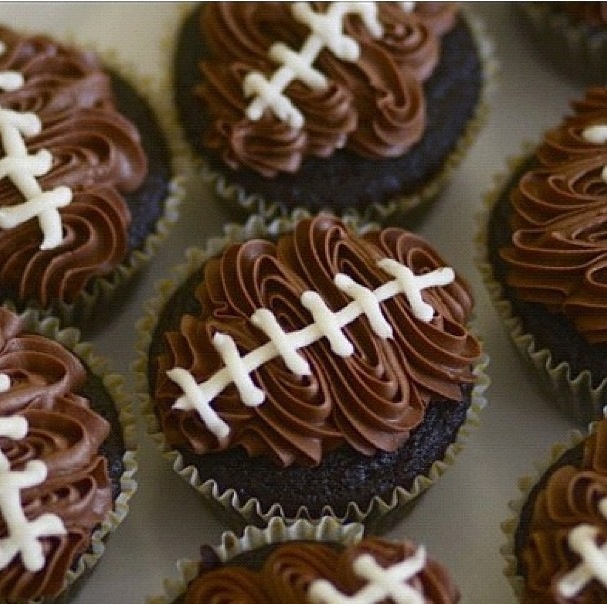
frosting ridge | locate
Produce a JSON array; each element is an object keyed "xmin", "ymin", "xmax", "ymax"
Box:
[
  {"xmin": 519, "ymin": 420, "xmax": 607, "ymax": 603},
  {"xmin": 195, "ymin": 2, "xmax": 457, "ymax": 177},
  {"xmin": 153, "ymin": 216, "xmax": 480, "ymax": 468},
  {"xmin": 183, "ymin": 537, "xmax": 460, "ymax": 603},
  {"xmin": 0, "ymin": 307, "xmax": 112, "ymax": 601},
  {"xmin": 0, "ymin": 25, "xmax": 146, "ymax": 305},
  {"xmin": 500, "ymin": 87, "xmax": 607, "ymax": 344}
]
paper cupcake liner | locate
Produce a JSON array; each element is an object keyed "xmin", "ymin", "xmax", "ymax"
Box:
[
  {"xmin": 146, "ymin": 516, "xmax": 364, "ymax": 604},
  {"xmin": 187, "ymin": 6, "xmax": 498, "ymax": 225},
  {"xmin": 475, "ymin": 149, "xmax": 607, "ymax": 425},
  {"xmin": 0, "ymin": 304, "xmax": 138, "ymax": 604},
  {"xmin": 134, "ymin": 211, "xmax": 489, "ymax": 534},
  {"xmin": 516, "ymin": 2, "xmax": 607, "ymax": 86},
  {"xmin": 500, "ymin": 419, "xmax": 597, "ymax": 601},
  {"xmin": 14, "ymin": 36, "xmax": 185, "ymax": 336}
]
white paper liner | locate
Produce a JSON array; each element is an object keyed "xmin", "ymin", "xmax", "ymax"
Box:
[
  {"xmin": 146, "ymin": 516, "xmax": 365, "ymax": 604},
  {"xmin": 517, "ymin": 2, "xmax": 607, "ymax": 86},
  {"xmin": 0, "ymin": 304, "xmax": 138, "ymax": 604},
  {"xmin": 10, "ymin": 31, "xmax": 185, "ymax": 335},
  {"xmin": 134, "ymin": 211, "xmax": 489, "ymax": 534},
  {"xmin": 178, "ymin": 5, "xmax": 499, "ymax": 224},
  {"xmin": 500, "ymin": 416, "xmax": 601, "ymax": 601},
  {"xmin": 475, "ymin": 148, "xmax": 607, "ymax": 425}
]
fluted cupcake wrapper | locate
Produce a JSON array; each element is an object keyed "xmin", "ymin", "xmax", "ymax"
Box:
[
  {"xmin": 0, "ymin": 304, "xmax": 138, "ymax": 604},
  {"xmin": 180, "ymin": 6, "xmax": 497, "ymax": 226},
  {"xmin": 500, "ymin": 419, "xmax": 597, "ymax": 601},
  {"xmin": 12, "ymin": 37, "xmax": 185, "ymax": 336},
  {"xmin": 135, "ymin": 211, "xmax": 489, "ymax": 535},
  {"xmin": 516, "ymin": 2, "xmax": 607, "ymax": 86},
  {"xmin": 146, "ymin": 516, "xmax": 364, "ymax": 604},
  {"xmin": 475, "ymin": 149, "xmax": 607, "ymax": 425}
]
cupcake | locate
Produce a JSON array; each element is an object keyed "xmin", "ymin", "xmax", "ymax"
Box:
[
  {"xmin": 0, "ymin": 305, "xmax": 136, "ymax": 602},
  {"xmin": 517, "ymin": 2, "xmax": 607, "ymax": 86},
  {"xmin": 137, "ymin": 213, "xmax": 487, "ymax": 533},
  {"xmin": 173, "ymin": 2, "xmax": 494, "ymax": 222},
  {"xmin": 148, "ymin": 517, "xmax": 461, "ymax": 603},
  {"xmin": 502, "ymin": 415, "xmax": 607, "ymax": 603},
  {"xmin": 479, "ymin": 85, "xmax": 607, "ymax": 423},
  {"xmin": 0, "ymin": 24, "xmax": 182, "ymax": 334}
]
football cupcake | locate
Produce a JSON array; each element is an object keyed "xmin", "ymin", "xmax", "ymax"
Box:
[
  {"xmin": 173, "ymin": 1, "xmax": 494, "ymax": 222},
  {"xmin": 0, "ymin": 25, "xmax": 182, "ymax": 334},
  {"xmin": 479, "ymin": 85, "xmax": 607, "ymax": 424},
  {"xmin": 0, "ymin": 305, "xmax": 136, "ymax": 602},
  {"xmin": 503, "ymin": 415, "xmax": 607, "ymax": 603},
  {"xmin": 137, "ymin": 214, "xmax": 487, "ymax": 533},
  {"xmin": 148, "ymin": 517, "xmax": 461, "ymax": 604}
]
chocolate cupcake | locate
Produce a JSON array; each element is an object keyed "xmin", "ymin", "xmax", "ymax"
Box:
[
  {"xmin": 148, "ymin": 517, "xmax": 460, "ymax": 603},
  {"xmin": 137, "ymin": 214, "xmax": 488, "ymax": 533},
  {"xmin": 173, "ymin": 2, "xmax": 494, "ymax": 223},
  {"xmin": 503, "ymin": 416, "xmax": 607, "ymax": 603},
  {"xmin": 0, "ymin": 25, "xmax": 182, "ymax": 334},
  {"xmin": 517, "ymin": 2, "xmax": 607, "ymax": 86},
  {"xmin": 478, "ymin": 85, "xmax": 607, "ymax": 424},
  {"xmin": 0, "ymin": 305, "xmax": 136, "ymax": 602}
]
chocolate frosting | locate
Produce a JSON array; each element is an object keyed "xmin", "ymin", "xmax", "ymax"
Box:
[
  {"xmin": 153, "ymin": 216, "xmax": 480, "ymax": 468},
  {"xmin": 519, "ymin": 420, "xmax": 607, "ymax": 603},
  {"xmin": 500, "ymin": 87, "xmax": 607, "ymax": 344},
  {"xmin": 195, "ymin": 2, "xmax": 457, "ymax": 177},
  {"xmin": 0, "ymin": 308, "xmax": 112, "ymax": 601},
  {"xmin": 184, "ymin": 537, "xmax": 460, "ymax": 603},
  {"xmin": 0, "ymin": 25, "xmax": 147, "ymax": 305}
]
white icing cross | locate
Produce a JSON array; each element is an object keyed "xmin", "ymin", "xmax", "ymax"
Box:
[
  {"xmin": 167, "ymin": 258, "xmax": 454, "ymax": 438},
  {"xmin": 0, "ymin": 407, "xmax": 66, "ymax": 573},
  {"xmin": 558, "ymin": 498, "xmax": 607, "ymax": 598},
  {"xmin": 308, "ymin": 544, "xmax": 427, "ymax": 604},
  {"xmin": 244, "ymin": 2, "xmax": 383, "ymax": 129},
  {"xmin": 0, "ymin": 39, "xmax": 71, "ymax": 250}
]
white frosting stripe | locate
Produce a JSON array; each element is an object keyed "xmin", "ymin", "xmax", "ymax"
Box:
[
  {"xmin": 251, "ymin": 308, "xmax": 311, "ymax": 376},
  {"xmin": 0, "ymin": 407, "xmax": 66, "ymax": 573},
  {"xmin": 558, "ymin": 498, "xmax": 607, "ymax": 598},
  {"xmin": 308, "ymin": 545, "xmax": 426, "ymax": 604},
  {"xmin": 301, "ymin": 290, "xmax": 355, "ymax": 357},
  {"xmin": 244, "ymin": 1, "xmax": 384, "ymax": 129},
  {"xmin": 0, "ymin": 40, "xmax": 71, "ymax": 250},
  {"xmin": 168, "ymin": 258, "xmax": 455, "ymax": 438}
]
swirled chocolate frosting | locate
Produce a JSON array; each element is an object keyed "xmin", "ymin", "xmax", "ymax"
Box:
[
  {"xmin": 499, "ymin": 86, "xmax": 607, "ymax": 345},
  {"xmin": 0, "ymin": 25, "xmax": 147, "ymax": 305},
  {"xmin": 183, "ymin": 536, "xmax": 460, "ymax": 603},
  {"xmin": 0, "ymin": 307, "xmax": 112, "ymax": 601},
  {"xmin": 517, "ymin": 419, "xmax": 607, "ymax": 603},
  {"xmin": 153, "ymin": 216, "xmax": 480, "ymax": 468},
  {"xmin": 195, "ymin": 2, "xmax": 457, "ymax": 177}
]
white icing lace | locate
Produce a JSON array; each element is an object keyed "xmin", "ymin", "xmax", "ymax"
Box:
[
  {"xmin": 558, "ymin": 498, "xmax": 607, "ymax": 598},
  {"xmin": 0, "ymin": 40, "xmax": 71, "ymax": 250},
  {"xmin": 244, "ymin": 1, "xmax": 384, "ymax": 129},
  {"xmin": 167, "ymin": 258, "xmax": 454, "ymax": 439},
  {"xmin": 0, "ymin": 375, "xmax": 66, "ymax": 573},
  {"xmin": 308, "ymin": 544, "xmax": 427, "ymax": 604}
]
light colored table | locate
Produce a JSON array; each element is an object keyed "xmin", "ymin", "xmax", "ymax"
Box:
[{"xmin": 0, "ymin": 3, "xmax": 587, "ymax": 602}]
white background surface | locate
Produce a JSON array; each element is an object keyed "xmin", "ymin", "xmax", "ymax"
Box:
[{"xmin": 0, "ymin": 2, "xmax": 592, "ymax": 602}]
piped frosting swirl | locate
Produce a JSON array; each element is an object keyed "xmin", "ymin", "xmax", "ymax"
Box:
[
  {"xmin": 195, "ymin": 2, "xmax": 457, "ymax": 177},
  {"xmin": 500, "ymin": 86, "xmax": 607, "ymax": 344},
  {"xmin": 153, "ymin": 216, "xmax": 480, "ymax": 468},
  {"xmin": 0, "ymin": 25, "xmax": 146, "ymax": 305},
  {"xmin": 183, "ymin": 537, "xmax": 460, "ymax": 603},
  {"xmin": 0, "ymin": 307, "xmax": 112, "ymax": 601},
  {"xmin": 518, "ymin": 419, "xmax": 607, "ymax": 603}
]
